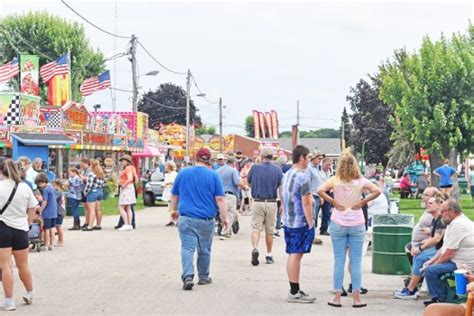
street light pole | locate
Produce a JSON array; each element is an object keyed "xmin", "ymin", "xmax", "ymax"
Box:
[
  {"xmin": 219, "ymin": 97, "xmax": 223, "ymax": 154},
  {"xmin": 130, "ymin": 34, "xmax": 138, "ymax": 112},
  {"xmin": 185, "ymin": 69, "xmax": 191, "ymax": 162}
]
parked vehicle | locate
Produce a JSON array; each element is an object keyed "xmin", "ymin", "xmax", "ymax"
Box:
[{"xmin": 143, "ymin": 170, "xmax": 165, "ymax": 206}]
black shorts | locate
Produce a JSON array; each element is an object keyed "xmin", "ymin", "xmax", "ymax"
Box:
[
  {"xmin": 0, "ymin": 221, "xmax": 29, "ymax": 251},
  {"xmin": 440, "ymin": 184, "xmax": 453, "ymax": 189}
]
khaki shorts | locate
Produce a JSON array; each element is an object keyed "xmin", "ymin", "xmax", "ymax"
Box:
[{"xmin": 251, "ymin": 201, "xmax": 277, "ymax": 235}]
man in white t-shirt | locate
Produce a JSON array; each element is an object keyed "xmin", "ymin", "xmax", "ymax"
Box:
[{"xmin": 422, "ymin": 199, "xmax": 474, "ymax": 306}]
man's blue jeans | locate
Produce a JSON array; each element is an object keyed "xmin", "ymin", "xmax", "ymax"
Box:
[
  {"xmin": 68, "ymin": 198, "xmax": 81, "ymax": 222},
  {"xmin": 412, "ymin": 247, "xmax": 437, "ymax": 276},
  {"xmin": 312, "ymin": 195, "xmax": 320, "ymax": 227},
  {"xmin": 178, "ymin": 216, "xmax": 215, "ymax": 281},
  {"xmin": 424, "ymin": 261, "xmax": 457, "ymax": 302},
  {"xmin": 329, "ymin": 221, "xmax": 366, "ymax": 292},
  {"xmin": 320, "ymin": 199, "xmax": 332, "ymax": 233}
]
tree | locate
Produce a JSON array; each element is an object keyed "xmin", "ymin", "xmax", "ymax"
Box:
[
  {"xmin": 279, "ymin": 131, "xmax": 292, "ymax": 138},
  {"xmin": 380, "ymin": 28, "xmax": 474, "ymax": 174},
  {"xmin": 138, "ymin": 83, "xmax": 201, "ymax": 128},
  {"xmin": 245, "ymin": 116, "xmax": 254, "ymax": 137},
  {"xmin": 279, "ymin": 129, "xmax": 339, "ymax": 138},
  {"xmin": 340, "ymin": 107, "xmax": 351, "ymax": 148},
  {"xmin": 346, "ymin": 75, "xmax": 393, "ymax": 167},
  {"xmin": 195, "ymin": 125, "xmax": 216, "ymax": 136},
  {"xmin": 0, "ymin": 12, "xmax": 105, "ymax": 102}
]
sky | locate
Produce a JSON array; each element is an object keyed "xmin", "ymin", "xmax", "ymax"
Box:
[{"xmin": 0, "ymin": 0, "xmax": 472, "ymax": 134}]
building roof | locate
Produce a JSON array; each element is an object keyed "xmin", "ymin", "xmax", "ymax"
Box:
[
  {"xmin": 278, "ymin": 138, "xmax": 341, "ymax": 156},
  {"xmin": 11, "ymin": 133, "xmax": 76, "ymax": 146}
]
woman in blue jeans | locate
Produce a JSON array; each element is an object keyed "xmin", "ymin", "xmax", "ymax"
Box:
[
  {"xmin": 318, "ymin": 150, "xmax": 380, "ymax": 308},
  {"xmin": 67, "ymin": 167, "xmax": 83, "ymax": 230}
]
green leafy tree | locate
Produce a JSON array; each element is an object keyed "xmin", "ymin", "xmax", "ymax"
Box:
[
  {"xmin": 380, "ymin": 28, "xmax": 474, "ymax": 174},
  {"xmin": 279, "ymin": 131, "xmax": 292, "ymax": 138},
  {"xmin": 0, "ymin": 12, "xmax": 105, "ymax": 102},
  {"xmin": 195, "ymin": 125, "xmax": 216, "ymax": 136},
  {"xmin": 245, "ymin": 116, "xmax": 254, "ymax": 137},
  {"xmin": 347, "ymin": 76, "xmax": 393, "ymax": 166},
  {"xmin": 138, "ymin": 83, "xmax": 201, "ymax": 128}
]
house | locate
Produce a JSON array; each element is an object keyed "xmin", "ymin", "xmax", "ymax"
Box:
[{"xmin": 278, "ymin": 138, "xmax": 341, "ymax": 158}]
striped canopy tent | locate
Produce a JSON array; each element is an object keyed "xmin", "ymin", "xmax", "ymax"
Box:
[{"xmin": 132, "ymin": 145, "xmax": 161, "ymax": 158}]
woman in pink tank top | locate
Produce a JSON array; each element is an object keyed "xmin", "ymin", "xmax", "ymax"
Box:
[{"xmin": 318, "ymin": 150, "xmax": 380, "ymax": 308}]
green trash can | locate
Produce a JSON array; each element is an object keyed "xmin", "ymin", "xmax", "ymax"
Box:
[
  {"xmin": 66, "ymin": 205, "xmax": 84, "ymax": 217},
  {"xmin": 372, "ymin": 214, "xmax": 414, "ymax": 275},
  {"xmin": 458, "ymin": 178, "xmax": 468, "ymax": 194}
]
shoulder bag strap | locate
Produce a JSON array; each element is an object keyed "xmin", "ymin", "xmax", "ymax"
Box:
[{"xmin": 0, "ymin": 182, "xmax": 18, "ymax": 215}]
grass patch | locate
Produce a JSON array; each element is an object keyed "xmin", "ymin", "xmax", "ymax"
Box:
[
  {"xmin": 101, "ymin": 196, "xmax": 167, "ymax": 216},
  {"xmin": 396, "ymin": 194, "xmax": 474, "ymax": 222}
]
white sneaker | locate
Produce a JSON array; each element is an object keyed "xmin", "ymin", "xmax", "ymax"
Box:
[
  {"xmin": 1, "ymin": 300, "xmax": 16, "ymax": 311},
  {"xmin": 118, "ymin": 225, "xmax": 132, "ymax": 231},
  {"xmin": 22, "ymin": 292, "xmax": 33, "ymax": 305}
]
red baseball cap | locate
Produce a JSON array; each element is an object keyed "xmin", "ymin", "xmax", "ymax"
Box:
[{"xmin": 196, "ymin": 148, "xmax": 211, "ymax": 162}]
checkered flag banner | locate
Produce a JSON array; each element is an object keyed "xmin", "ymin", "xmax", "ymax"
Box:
[
  {"xmin": 46, "ymin": 111, "xmax": 62, "ymax": 128},
  {"xmin": 5, "ymin": 93, "xmax": 23, "ymax": 126}
]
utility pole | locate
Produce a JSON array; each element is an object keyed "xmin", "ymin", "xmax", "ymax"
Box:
[
  {"xmin": 185, "ymin": 69, "xmax": 191, "ymax": 162},
  {"xmin": 219, "ymin": 97, "xmax": 223, "ymax": 154},
  {"xmin": 296, "ymin": 100, "xmax": 300, "ymax": 145},
  {"xmin": 130, "ymin": 34, "xmax": 138, "ymax": 112}
]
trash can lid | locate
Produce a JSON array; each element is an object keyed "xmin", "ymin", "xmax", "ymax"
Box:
[{"xmin": 372, "ymin": 214, "xmax": 414, "ymax": 227}]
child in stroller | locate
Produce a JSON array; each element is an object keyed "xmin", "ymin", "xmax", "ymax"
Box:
[{"xmin": 28, "ymin": 219, "xmax": 42, "ymax": 252}]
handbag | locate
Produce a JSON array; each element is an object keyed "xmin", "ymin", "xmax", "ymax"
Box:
[{"xmin": 0, "ymin": 182, "xmax": 18, "ymax": 215}]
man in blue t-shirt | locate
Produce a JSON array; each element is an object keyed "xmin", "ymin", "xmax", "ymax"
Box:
[
  {"xmin": 433, "ymin": 159, "xmax": 457, "ymax": 195},
  {"xmin": 247, "ymin": 148, "xmax": 283, "ymax": 266},
  {"xmin": 171, "ymin": 148, "xmax": 228, "ymax": 291},
  {"xmin": 281, "ymin": 145, "xmax": 315, "ymax": 303}
]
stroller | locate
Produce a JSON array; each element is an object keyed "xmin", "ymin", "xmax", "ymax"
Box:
[
  {"xmin": 216, "ymin": 211, "xmax": 240, "ymax": 236},
  {"xmin": 28, "ymin": 221, "xmax": 42, "ymax": 252}
]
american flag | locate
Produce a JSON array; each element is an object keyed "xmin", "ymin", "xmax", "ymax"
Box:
[
  {"xmin": 0, "ymin": 58, "xmax": 19, "ymax": 84},
  {"xmin": 40, "ymin": 54, "xmax": 69, "ymax": 83},
  {"xmin": 80, "ymin": 70, "xmax": 111, "ymax": 96}
]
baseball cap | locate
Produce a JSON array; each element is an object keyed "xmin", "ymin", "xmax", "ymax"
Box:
[
  {"xmin": 309, "ymin": 150, "xmax": 324, "ymax": 161},
  {"xmin": 197, "ymin": 148, "xmax": 212, "ymax": 162},
  {"xmin": 261, "ymin": 148, "xmax": 273, "ymax": 159},
  {"xmin": 217, "ymin": 153, "xmax": 225, "ymax": 160}
]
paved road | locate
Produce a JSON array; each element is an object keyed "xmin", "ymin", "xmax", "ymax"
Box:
[{"xmin": 8, "ymin": 207, "xmax": 426, "ymax": 315}]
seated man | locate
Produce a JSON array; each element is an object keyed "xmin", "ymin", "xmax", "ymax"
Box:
[
  {"xmin": 422, "ymin": 199, "xmax": 474, "ymax": 306},
  {"xmin": 394, "ymin": 193, "xmax": 446, "ymax": 299},
  {"xmin": 404, "ymin": 187, "xmax": 440, "ymax": 269}
]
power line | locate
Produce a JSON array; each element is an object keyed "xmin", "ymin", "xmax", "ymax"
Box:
[
  {"xmin": 3, "ymin": 27, "xmax": 55, "ymax": 61},
  {"xmin": 137, "ymin": 40, "xmax": 186, "ymax": 75},
  {"xmin": 140, "ymin": 94, "xmax": 186, "ymax": 110},
  {"xmin": 190, "ymin": 74, "xmax": 220, "ymax": 105},
  {"xmin": 61, "ymin": 0, "xmax": 131, "ymax": 39}
]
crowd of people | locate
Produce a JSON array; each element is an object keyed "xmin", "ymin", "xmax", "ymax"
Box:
[
  {"xmin": 0, "ymin": 154, "xmax": 140, "ymax": 310},
  {"xmin": 0, "ymin": 146, "xmax": 473, "ymax": 312},
  {"xmin": 168, "ymin": 145, "xmax": 474, "ymax": 315}
]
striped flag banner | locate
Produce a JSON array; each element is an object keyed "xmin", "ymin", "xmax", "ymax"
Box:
[
  {"xmin": 40, "ymin": 54, "xmax": 69, "ymax": 83},
  {"xmin": 80, "ymin": 70, "xmax": 111, "ymax": 96},
  {"xmin": 252, "ymin": 110, "xmax": 260, "ymax": 139},
  {"xmin": 0, "ymin": 58, "xmax": 20, "ymax": 84},
  {"xmin": 264, "ymin": 112, "xmax": 272, "ymax": 139}
]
